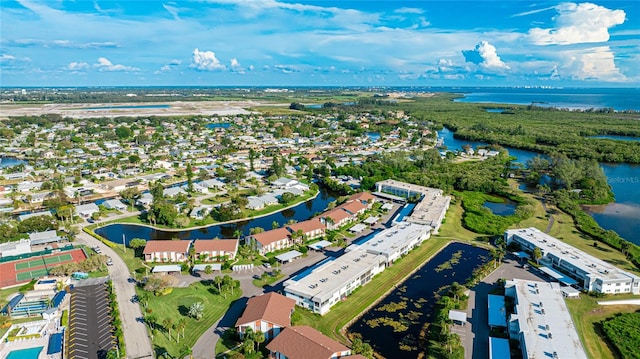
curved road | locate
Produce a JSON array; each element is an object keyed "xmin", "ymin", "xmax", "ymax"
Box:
[{"xmin": 76, "ymin": 213, "xmax": 154, "ymax": 359}]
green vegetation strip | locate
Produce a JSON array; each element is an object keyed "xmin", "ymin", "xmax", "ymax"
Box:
[
  {"xmin": 294, "ymin": 237, "xmax": 450, "ymax": 343},
  {"xmin": 601, "ymin": 312, "xmax": 640, "ymax": 359}
]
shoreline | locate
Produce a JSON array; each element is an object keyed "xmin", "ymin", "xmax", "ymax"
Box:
[{"xmin": 93, "ymin": 189, "xmax": 320, "ymax": 235}]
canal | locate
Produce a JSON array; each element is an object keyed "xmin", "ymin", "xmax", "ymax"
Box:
[{"xmin": 348, "ymin": 242, "xmax": 489, "ymax": 358}]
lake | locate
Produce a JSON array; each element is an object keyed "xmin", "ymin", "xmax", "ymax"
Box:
[
  {"xmin": 348, "ymin": 243, "xmax": 489, "ymax": 358},
  {"xmin": 483, "ymin": 199, "xmax": 517, "ymax": 216},
  {"xmin": 95, "ymin": 187, "xmax": 337, "ymax": 244},
  {"xmin": 588, "ymin": 135, "xmax": 640, "ymax": 142},
  {"xmin": 206, "ymin": 123, "xmax": 231, "ymax": 129},
  {"xmin": 0, "ymin": 157, "xmax": 26, "ymax": 168},
  {"xmin": 366, "ymin": 132, "xmax": 381, "ymax": 142}
]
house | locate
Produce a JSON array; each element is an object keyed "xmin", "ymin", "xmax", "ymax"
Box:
[
  {"xmin": 163, "ymin": 187, "xmax": 187, "ymax": 198},
  {"xmin": 136, "ymin": 193, "xmax": 154, "ymax": 207},
  {"xmin": 18, "ymin": 211, "xmax": 52, "ymax": 222},
  {"xmin": 75, "ymin": 203, "xmax": 100, "ymax": 218},
  {"xmin": 287, "ymin": 219, "xmax": 326, "ymax": 241},
  {"xmin": 29, "ymin": 230, "xmax": 63, "ymax": 246},
  {"xmin": 339, "ymin": 201, "xmax": 367, "ymax": 217},
  {"xmin": 103, "ymin": 199, "xmax": 126, "ymax": 211},
  {"xmin": 193, "ymin": 239, "xmax": 238, "ymax": 261},
  {"xmin": 271, "ymin": 177, "xmax": 299, "ymax": 189},
  {"xmin": 348, "ymin": 192, "xmax": 376, "ymax": 209},
  {"xmin": 235, "ymin": 292, "xmax": 296, "ymax": 340},
  {"xmin": 142, "ymin": 240, "xmax": 192, "ymax": 263},
  {"xmin": 249, "ymin": 228, "xmax": 292, "ymax": 254},
  {"xmin": 0, "ymin": 239, "xmax": 31, "ymax": 258},
  {"xmin": 317, "ymin": 208, "xmax": 352, "ymax": 230},
  {"xmin": 199, "ymin": 178, "xmax": 226, "ymax": 190},
  {"xmin": 266, "ymin": 326, "xmax": 352, "ymax": 359},
  {"xmin": 189, "ymin": 205, "xmax": 213, "ymax": 220}
]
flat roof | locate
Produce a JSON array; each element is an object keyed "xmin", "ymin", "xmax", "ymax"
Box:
[
  {"xmin": 506, "ymin": 279, "xmax": 587, "ymax": 359},
  {"xmin": 349, "ymin": 222, "xmax": 430, "ymax": 258},
  {"xmin": 308, "ymin": 240, "xmax": 332, "ymax": 250},
  {"xmin": 372, "ymin": 191, "xmax": 406, "ymax": 202},
  {"xmin": 152, "ymin": 265, "xmax": 182, "ymax": 273},
  {"xmin": 192, "ymin": 264, "xmax": 221, "ymax": 272},
  {"xmin": 349, "ymin": 223, "xmax": 367, "ymax": 233},
  {"xmin": 506, "ymin": 228, "xmax": 640, "ymax": 283},
  {"xmin": 449, "ymin": 310, "xmax": 467, "ymax": 323},
  {"xmin": 276, "ymin": 250, "xmax": 303, "ymax": 262},
  {"xmin": 405, "ymin": 194, "xmax": 450, "ymax": 226},
  {"xmin": 488, "ymin": 295, "xmax": 507, "ymax": 327},
  {"xmin": 489, "ymin": 337, "xmax": 510, "ymax": 359},
  {"xmin": 363, "ymin": 216, "xmax": 379, "ymax": 224},
  {"xmin": 540, "ymin": 266, "xmax": 578, "ymax": 285},
  {"xmin": 284, "ymin": 249, "xmax": 385, "ymax": 303}
]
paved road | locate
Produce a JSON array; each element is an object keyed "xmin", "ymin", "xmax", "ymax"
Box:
[
  {"xmin": 461, "ymin": 254, "xmax": 547, "ymax": 359},
  {"xmin": 75, "ymin": 212, "xmax": 154, "ymax": 359}
]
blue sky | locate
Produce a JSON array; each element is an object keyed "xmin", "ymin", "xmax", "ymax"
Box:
[{"xmin": 1, "ymin": 0, "xmax": 638, "ymax": 87}]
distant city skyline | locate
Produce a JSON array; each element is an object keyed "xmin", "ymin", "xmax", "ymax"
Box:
[{"xmin": 1, "ymin": 0, "xmax": 639, "ymax": 87}]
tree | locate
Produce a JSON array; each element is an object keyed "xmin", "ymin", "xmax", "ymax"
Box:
[
  {"xmin": 621, "ymin": 241, "xmax": 631, "ymax": 257},
  {"xmin": 491, "ymin": 246, "xmax": 506, "ymax": 268},
  {"xmin": 204, "ymin": 265, "xmax": 213, "ymax": 275},
  {"xmin": 532, "ymin": 247, "xmax": 542, "ymax": 265},
  {"xmin": 280, "ymin": 191, "xmax": 295, "ymax": 204},
  {"xmin": 186, "ymin": 162, "xmax": 194, "ymax": 193},
  {"xmin": 271, "ymin": 221, "xmax": 280, "ymax": 230},
  {"xmin": 214, "ymin": 276, "xmax": 223, "ymax": 295},
  {"xmin": 179, "ymin": 345, "xmax": 192, "ymax": 359},
  {"xmin": 254, "ymin": 330, "xmax": 265, "ymax": 352},
  {"xmin": 138, "ymin": 291, "xmax": 150, "ymax": 309},
  {"xmin": 129, "ymin": 238, "xmax": 147, "ymax": 254},
  {"xmin": 188, "ymin": 302, "xmax": 204, "ymax": 320},
  {"xmin": 163, "ymin": 318, "xmax": 174, "ymax": 340},
  {"xmin": 177, "ymin": 318, "xmax": 187, "ymax": 340},
  {"xmin": 115, "ymin": 126, "xmax": 132, "ymax": 139},
  {"xmin": 120, "ymin": 188, "xmax": 140, "ymax": 209}
]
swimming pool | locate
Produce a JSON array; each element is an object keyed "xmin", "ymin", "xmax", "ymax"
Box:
[{"xmin": 6, "ymin": 347, "xmax": 43, "ymax": 359}]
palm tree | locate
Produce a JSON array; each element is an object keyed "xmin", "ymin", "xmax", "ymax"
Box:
[
  {"xmin": 533, "ymin": 247, "xmax": 543, "ymax": 265},
  {"xmin": 179, "ymin": 345, "xmax": 192, "ymax": 359},
  {"xmin": 214, "ymin": 276, "xmax": 223, "ymax": 295},
  {"xmin": 621, "ymin": 241, "xmax": 631, "ymax": 257},
  {"xmin": 254, "ymin": 330, "xmax": 265, "ymax": 352},
  {"xmin": 178, "ymin": 318, "xmax": 187, "ymax": 340},
  {"xmin": 449, "ymin": 282, "xmax": 465, "ymax": 303},
  {"xmin": 163, "ymin": 318, "xmax": 173, "ymax": 340},
  {"xmin": 188, "ymin": 302, "xmax": 204, "ymax": 320}
]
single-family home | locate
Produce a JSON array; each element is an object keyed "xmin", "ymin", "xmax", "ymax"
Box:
[
  {"xmin": 189, "ymin": 205, "xmax": 213, "ymax": 220},
  {"xmin": 249, "ymin": 228, "xmax": 292, "ymax": 254},
  {"xmin": 136, "ymin": 193, "xmax": 154, "ymax": 207},
  {"xmin": 266, "ymin": 326, "xmax": 352, "ymax": 359},
  {"xmin": 142, "ymin": 240, "xmax": 192, "ymax": 263},
  {"xmin": 287, "ymin": 219, "xmax": 326, "ymax": 241},
  {"xmin": 193, "ymin": 239, "xmax": 238, "ymax": 261},
  {"xmin": 235, "ymin": 292, "xmax": 296, "ymax": 341},
  {"xmin": 164, "ymin": 187, "xmax": 187, "ymax": 198},
  {"xmin": 75, "ymin": 203, "xmax": 100, "ymax": 218},
  {"xmin": 271, "ymin": 177, "xmax": 299, "ymax": 189},
  {"xmin": 199, "ymin": 178, "xmax": 226, "ymax": 190},
  {"xmin": 18, "ymin": 211, "xmax": 52, "ymax": 222},
  {"xmin": 29, "ymin": 230, "xmax": 63, "ymax": 246},
  {"xmin": 103, "ymin": 199, "xmax": 126, "ymax": 211}
]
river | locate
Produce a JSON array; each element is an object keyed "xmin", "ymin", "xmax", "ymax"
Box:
[
  {"xmin": 95, "ymin": 187, "xmax": 337, "ymax": 244},
  {"xmin": 348, "ymin": 242, "xmax": 489, "ymax": 358},
  {"xmin": 439, "ymin": 128, "xmax": 640, "ymax": 245}
]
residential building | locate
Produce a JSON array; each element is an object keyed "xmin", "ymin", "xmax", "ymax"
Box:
[
  {"xmin": 75, "ymin": 203, "xmax": 100, "ymax": 218},
  {"xmin": 339, "ymin": 200, "xmax": 368, "ymax": 217},
  {"xmin": 0, "ymin": 239, "xmax": 31, "ymax": 258},
  {"xmin": 249, "ymin": 228, "xmax": 293, "ymax": 254},
  {"xmin": 287, "ymin": 219, "xmax": 326, "ymax": 241},
  {"xmin": 29, "ymin": 230, "xmax": 63, "ymax": 246},
  {"xmin": 18, "ymin": 211, "xmax": 52, "ymax": 222},
  {"xmin": 347, "ymin": 222, "xmax": 431, "ymax": 264},
  {"xmin": 317, "ymin": 207, "xmax": 353, "ymax": 230},
  {"xmin": 504, "ymin": 228, "xmax": 640, "ymax": 294},
  {"xmin": 193, "ymin": 239, "xmax": 238, "ymax": 261},
  {"xmin": 142, "ymin": 240, "xmax": 192, "ymax": 263},
  {"xmin": 283, "ymin": 249, "xmax": 386, "ymax": 315},
  {"xmin": 103, "ymin": 199, "xmax": 126, "ymax": 210},
  {"xmin": 348, "ymin": 192, "xmax": 376, "ymax": 209},
  {"xmin": 189, "ymin": 205, "xmax": 213, "ymax": 220},
  {"xmin": 235, "ymin": 292, "xmax": 296, "ymax": 340},
  {"xmin": 505, "ymin": 279, "xmax": 587, "ymax": 359},
  {"xmin": 266, "ymin": 326, "xmax": 352, "ymax": 359}
]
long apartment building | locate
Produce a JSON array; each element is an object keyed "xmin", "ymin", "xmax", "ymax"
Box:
[
  {"xmin": 346, "ymin": 222, "xmax": 431, "ymax": 264},
  {"xmin": 506, "ymin": 279, "xmax": 587, "ymax": 359},
  {"xmin": 375, "ymin": 179, "xmax": 450, "ymax": 233},
  {"xmin": 505, "ymin": 227, "xmax": 640, "ymax": 295}
]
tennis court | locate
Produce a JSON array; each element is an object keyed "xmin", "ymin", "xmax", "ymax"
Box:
[
  {"xmin": 15, "ymin": 258, "xmax": 46, "ymax": 271},
  {"xmin": 16, "ymin": 268, "xmax": 49, "ymax": 281},
  {"xmin": 44, "ymin": 253, "xmax": 72, "ymax": 265}
]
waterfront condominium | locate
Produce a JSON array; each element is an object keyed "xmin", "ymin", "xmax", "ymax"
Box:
[{"xmin": 504, "ymin": 227, "xmax": 640, "ymax": 295}]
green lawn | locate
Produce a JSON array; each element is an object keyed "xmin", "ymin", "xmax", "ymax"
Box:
[
  {"xmin": 142, "ymin": 280, "xmax": 241, "ymax": 358},
  {"xmin": 293, "ymin": 237, "xmax": 450, "ymax": 343},
  {"xmin": 436, "ymin": 198, "xmax": 489, "ymax": 244},
  {"xmin": 565, "ymin": 294, "xmax": 638, "ymax": 359}
]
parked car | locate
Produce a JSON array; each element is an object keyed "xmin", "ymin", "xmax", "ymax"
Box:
[
  {"xmin": 263, "ymin": 263, "xmax": 271, "ymax": 268},
  {"xmin": 93, "ymin": 247, "xmax": 102, "ymax": 254},
  {"xmin": 106, "ymin": 258, "xmax": 113, "ymax": 266}
]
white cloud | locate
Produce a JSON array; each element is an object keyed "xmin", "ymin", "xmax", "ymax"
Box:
[
  {"xmin": 0, "ymin": 54, "xmax": 32, "ymax": 65},
  {"xmin": 274, "ymin": 64, "xmax": 301, "ymax": 73},
  {"xmin": 67, "ymin": 61, "xmax": 89, "ymax": 71},
  {"xmin": 462, "ymin": 41, "xmax": 510, "ymax": 71},
  {"xmin": 190, "ymin": 48, "xmax": 226, "ymax": 71},
  {"xmin": 395, "ymin": 7, "xmax": 424, "ymax": 14},
  {"xmin": 94, "ymin": 57, "xmax": 139, "ymax": 72},
  {"xmin": 528, "ymin": 3, "xmax": 626, "ymax": 45},
  {"xmin": 5, "ymin": 39, "xmax": 119, "ymax": 49},
  {"xmin": 560, "ymin": 46, "xmax": 625, "ymax": 81}
]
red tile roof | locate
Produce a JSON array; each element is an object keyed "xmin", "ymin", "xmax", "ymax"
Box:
[
  {"xmin": 266, "ymin": 326, "xmax": 350, "ymax": 359},
  {"xmin": 321, "ymin": 207, "xmax": 351, "ymax": 223},
  {"xmin": 142, "ymin": 240, "xmax": 191, "ymax": 254},
  {"xmin": 251, "ymin": 228, "xmax": 291, "ymax": 246},
  {"xmin": 235, "ymin": 292, "xmax": 296, "ymax": 328},
  {"xmin": 340, "ymin": 200, "xmax": 367, "ymax": 215},
  {"xmin": 287, "ymin": 219, "xmax": 326, "ymax": 234},
  {"xmin": 193, "ymin": 239, "xmax": 238, "ymax": 253},
  {"xmin": 349, "ymin": 192, "xmax": 375, "ymax": 203}
]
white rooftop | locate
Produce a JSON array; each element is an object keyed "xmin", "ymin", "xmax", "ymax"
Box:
[
  {"xmin": 506, "ymin": 227, "xmax": 640, "ymax": 283},
  {"xmin": 507, "ymin": 279, "xmax": 587, "ymax": 359},
  {"xmin": 348, "ymin": 222, "xmax": 430, "ymax": 258}
]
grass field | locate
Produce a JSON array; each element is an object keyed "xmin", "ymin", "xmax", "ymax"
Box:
[
  {"xmin": 565, "ymin": 294, "xmax": 638, "ymax": 359},
  {"xmin": 293, "ymin": 237, "xmax": 451, "ymax": 343},
  {"xmin": 141, "ymin": 280, "xmax": 240, "ymax": 358}
]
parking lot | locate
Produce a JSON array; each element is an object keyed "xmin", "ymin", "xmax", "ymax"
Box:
[{"xmin": 67, "ymin": 284, "xmax": 116, "ymax": 359}]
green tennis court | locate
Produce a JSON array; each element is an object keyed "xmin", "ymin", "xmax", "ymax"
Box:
[
  {"xmin": 16, "ymin": 268, "xmax": 49, "ymax": 281},
  {"xmin": 44, "ymin": 253, "xmax": 72, "ymax": 265},
  {"xmin": 15, "ymin": 258, "xmax": 46, "ymax": 271}
]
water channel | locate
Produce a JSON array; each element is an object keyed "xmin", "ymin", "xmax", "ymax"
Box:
[
  {"xmin": 95, "ymin": 187, "xmax": 337, "ymax": 244},
  {"xmin": 438, "ymin": 128, "xmax": 640, "ymax": 245},
  {"xmin": 348, "ymin": 242, "xmax": 490, "ymax": 358}
]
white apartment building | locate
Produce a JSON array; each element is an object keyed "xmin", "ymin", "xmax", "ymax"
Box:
[
  {"xmin": 506, "ymin": 279, "xmax": 587, "ymax": 359},
  {"xmin": 505, "ymin": 227, "xmax": 640, "ymax": 295},
  {"xmin": 346, "ymin": 222, "xmax": 431, "ymax": 264},
  {"xmin": 283, "ymin": 249, "xmax": 386, "ymax": 315}
]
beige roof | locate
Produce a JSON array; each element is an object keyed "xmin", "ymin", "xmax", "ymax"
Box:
[
  {"xmin": 266, "ymin": 326, "xmax": 350, "ymax": 359},
  {"xmin": 340, "ymin": 200, "xmax": 367, "ymax": 215},
  {"xmin": 251, "ymin": 228, "xmax": 291, "ymax": 246},
  {"xmin": 142, "ymin": 240, "xmax": 191, "ymax": 254},
  {"xmin": 193, "ymin": 239, "xmax": 238, "ymax": 253},
  {"xmin": 235, "ymin": 292, "xmax": 296, "ymax": 328},
  {"xmin": 287, "ymin": 219, "xmax": 325, "ymax": 234},
  {"xmin": 321, "ymin": 207, "xmax": 351, "ymax": 223},
  {"xmin": 349, "ymin": 192, "xmax": 375, "ymax": 203}
]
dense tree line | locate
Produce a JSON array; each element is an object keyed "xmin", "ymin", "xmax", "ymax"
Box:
[{"xmin": 601, "ymin": 312, "xmax": 640, "ymax": 359}]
